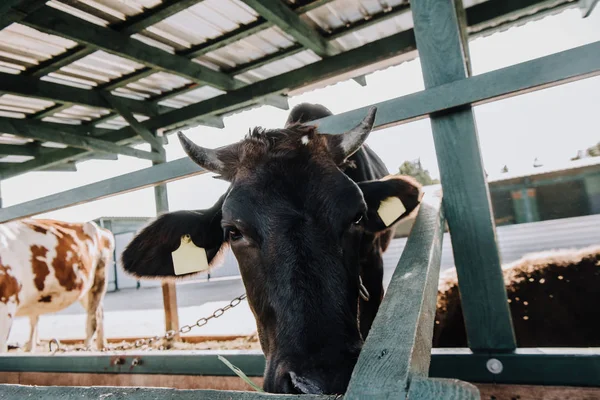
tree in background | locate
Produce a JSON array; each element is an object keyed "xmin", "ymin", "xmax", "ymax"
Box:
[
  {"xmin": 398, "ymin": 159, "xmax": 440, "ymax": 186},
  {"xmin": 571, "ymin": 142, "xmax": 600, "ymax": 160}
]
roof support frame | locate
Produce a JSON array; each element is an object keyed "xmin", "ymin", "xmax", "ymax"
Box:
[
  {"xmin": 0, "ymin": 118, "xmax": 162, "ymax": 162},
  {"xmin": 20, "ymin": 6, "xmax": 243, "ymax": 91},
  {"xmin": 240, "ymin": 0, "xmax": 337, "ymax": 57},
  {"xmin": 1, "ymin": 37, "xmax": 598, "ymax": 215}
]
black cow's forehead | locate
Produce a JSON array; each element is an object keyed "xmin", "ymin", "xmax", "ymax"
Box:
[{"xmin": 222, "ymin": 160, "xmax": 365, "ymax": 229}]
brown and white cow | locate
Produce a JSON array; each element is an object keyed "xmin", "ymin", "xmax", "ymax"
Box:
[{"xmin": 0, "ymin": 218, "xmax": 115, "ymax": 353}]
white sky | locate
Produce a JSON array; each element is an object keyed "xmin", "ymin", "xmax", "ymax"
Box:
[{"xmin": 2, "ymin": 7, "xmax": 599, "ymax": 222}]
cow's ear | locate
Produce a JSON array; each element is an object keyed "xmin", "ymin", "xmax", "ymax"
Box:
[
  {"xmin": 120, "ymin": 196, "xmax": 225, "ymax": 279},
  {"xmin": 358, "ymin": 175, "xmax": 423, "ymax": 233}
]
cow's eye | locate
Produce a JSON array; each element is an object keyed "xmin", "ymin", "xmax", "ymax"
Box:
[{"xmin": 225, "ymin": 227, "xmax": 243, "ymax": 241}]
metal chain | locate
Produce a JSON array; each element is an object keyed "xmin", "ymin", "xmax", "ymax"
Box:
[{"xmin": 50, "ymin": 293, "xmax": 247, "ymax": 354}]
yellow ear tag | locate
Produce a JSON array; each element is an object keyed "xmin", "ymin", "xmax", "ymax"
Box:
[
  {"xmin": 377, "ymin": 197, "xmax": 406, "ymax": 227},
  {"xmin": 171, "ymin": 234, "xmax": 209, "ymax": 276}
]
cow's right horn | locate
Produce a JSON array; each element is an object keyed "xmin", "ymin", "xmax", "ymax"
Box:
[{"xmin": 177, "ymin": 131, "xmax": 226, "ymax": 175}]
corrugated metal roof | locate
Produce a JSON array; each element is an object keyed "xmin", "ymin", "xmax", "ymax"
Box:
[{"xmin": 0, "ymin": 0, "xmax": 580, "ymax": 172}]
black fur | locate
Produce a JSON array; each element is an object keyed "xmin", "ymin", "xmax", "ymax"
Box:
[{"xmin": 121, "ymin": 103, "xmax": 422, "ymax": 395}]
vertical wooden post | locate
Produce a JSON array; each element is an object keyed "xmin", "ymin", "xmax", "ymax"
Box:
[
  {"xmin": 411, "ymin": 0, "xmax": 516, "ymax": 351},
  {"xmin": 152, "ymin": 140, "xmax": 180, "ymax": 343}
]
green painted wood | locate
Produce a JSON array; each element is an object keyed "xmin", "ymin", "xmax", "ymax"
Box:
[
  {"xmin": 0, "ymin": 0, "xmax": 47, "ymax": 30},
  {"xmin": 0, "ymin": 71, "xmax": 161, "ymax": 117},
  {"xmin": 150, "ymin": 29, "xmax": 417, "ymax": 130},
  {"xmin": 240, "ymin": 0, "xmax": 337, "ymax": 57},
  {"xmin": 258, "ymin": 94, "xmax": 289, "ymax": 110},
  {"xmin": 27, "ymin": 47, "xmax": 93, "ymax": 78},
  {"xmin": 411, "ymin": 0, "xmax": 516, "ymax": 352},
  {"xmin": 0, "ymin": 157, "xmax": 205, "ymax": 222},
  {"xmin": 344, "ymin": 195, "xmax": 445, "ymax": 399},
  {"xmin": 0, "ymin": 349, "xmax": 598, "ymax": 386},
  {"xmin": 21, "ymin": 7, "xmax": 242, "ymax": 91},
  {"xmin": 39, "ymin": 163, "xmax": 77, "ymax": 172},
  {"xmin": 313, "ymin": 39, "xmax": 600, "ymax": 134},
  {"xmin": 181, "ymin": 0, "xmax": 335, "ymax": 59},
  {"xmin": 0, "ymin": 118, "xmax": 162, "ymax": 162},
  {"xmin": 29, "ymin": 103, "xmax": 73, "ymax": 120},
  {"xmin": 430, "ymin": 348, "xmax": 600, "ymax": 387},
  {"xmin": 352, "ymin": 76, "xmax": 367, "ymax": 87},
  {"xmin": 407, "ymin": 377, "xmax": 479, "ymax": 400},
  {"xmin": 0, "ymin": 144, "xmax": 38, "ymax": 156},
  {"xmin": 580, "ymin": 0, "xmax": 599, "ymax": 17},
  {"xmin": 101, "ymin": 92, "xmax": 164, "ymax": 150},
  {"xmin": 114, "ymin": 0, "xmax": 205, "ymax": 36},
  {"xmin": 99, "ymin": 68, "xmax": 156, "ymax": 91},
  {"xmin": 7, "ymin": 0, "xmax": 594, "ymax": 179}
]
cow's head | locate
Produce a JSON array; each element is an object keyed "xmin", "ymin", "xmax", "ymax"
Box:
[{"xmin": 121, "ymin": 106, "xmax": 421, "ymax": 394}]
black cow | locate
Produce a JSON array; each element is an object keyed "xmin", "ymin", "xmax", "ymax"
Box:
[{"xmin": 121, "ymin": 103, "xmax": 422, "ymax": 394}]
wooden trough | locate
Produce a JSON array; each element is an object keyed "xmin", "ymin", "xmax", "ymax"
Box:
[{"xmin": 1, "ymin": 0, "xmax": 599, "ymax": 398}]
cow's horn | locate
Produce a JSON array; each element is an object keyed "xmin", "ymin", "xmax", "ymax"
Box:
[
  {"xmin": 177, "ymin": 131, "xmax": 225, "ymax": 174},
  {"xmin": 338, "ymin": 106, "xmax": 377, "ymax": 159}
]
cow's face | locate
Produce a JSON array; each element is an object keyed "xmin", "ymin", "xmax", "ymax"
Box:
[{"xmin": 121, "ymin": 107, "xmax": 422, "ymax": 395}]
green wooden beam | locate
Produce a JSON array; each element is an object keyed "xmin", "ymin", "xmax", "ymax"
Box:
[
  {"xmin": 580, "ymin": 0, "xmax": 599, "ymax": 17},
  {"xmin": 98, "ymin": 68, "xmax": 156, "ymax": 91},
  {"xmin": 0, "ymin": 118, "xmax": 162, "ymax": 162},
  {"xmin": 0, "ymin": 157, "xmax": 205, "ymax": 222},
  {"xmin": 29, "ymin": 103, "xmax": 73, "ymax": 120},
  {"xmin": 100, "ymin": 93, "xmax": 164, "ymax": 150},
  {"xmin": 0, "ymin": 72, "xmax": 162, "ymax": 117},
  {"xmin": 39, "ymin": 163, "xmax": 77, "ymax": 172},
  {"xmin": 9, "ymin": 6, "xmax": 598, "ymax": 179},
  {"xmin": 411, "ymin": 0, "xmax": 516, "ymax": 352},
  {"xmin": 0, "ymin": 0, "xmax": 47, "ymax": 30},
  {"xmin": 352, "ymin": 75, "xmax": 367, "ymax": 87},
  {"xmin": 21, "ymin": 7, "xmax": 243, "ymax": 91},
  {"xmin": 180, "ymin": 0, "xmax": 336, "ymax": 59},
  {"xmin": 345, "ymin": 194, "xmax": 447, "ymax": 399},
  {"xmin": 240, "ymin": 0, "xmax": 337, "ymax": 57},
  {"xmin": 0, "ymin": 349, "xmax": 597, "ymax": 387},
  {"xmin": 0, "ymin": 144, "xmax": 38, "ymax": 156},
  {"xmin": 258, "ymin": 94, "xmax": 289, "ymax": 110},
  {"xmin": 113, "ymin": 0, "xmax": 206, "ymax": 36}
]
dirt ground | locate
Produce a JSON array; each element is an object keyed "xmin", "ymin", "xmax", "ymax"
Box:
[{"xmin": 7, "ymin": 334, "xmax": 262, "ymax": 354}]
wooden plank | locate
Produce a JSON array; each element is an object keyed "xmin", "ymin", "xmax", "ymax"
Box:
[
  {"xmin": 29, "ymin": 103, "xmax": 73, "ymax": 120},
  {"xmin": 411, "ymin": 0, "xmax": 515, "ymax": 351},
  {"xmin": 258, "ymin": 94, "xmax": 289, "ymax": 110},
  {"xmin": 39, "ymin": 163, "xmax": 77, "ymax": 172},
  {"xmin": 114, "ymin": 0, "xmax": 206, "ymax": 36},
  {"xmin": 0, "ymin": 157, "xmax": 205, "ymax": 222},
  {"xmin": 580, "ymin": 0, "xmax": 599, "ymax": 17},
  {"xmin": 240, "ymin": 0, "xmax": 337, "ymax": 57},
  {"xmin": 0, "ymin": 144, "xmax": 38, "ymax": 156},
  {"xmin": 344, "ymin": 194, "xmax": 446, "ymax": 399},
  {"xmin": 312, "ymin": 39, "xmax": 600, "ymax": 133},
  {"xmin": 0, "ymin": 385, "xmax": 334, "ymax": 399},
  {"xmin": 407, "ymin": 377, "xmax": 479, "ymax": 400},
  {"xmin": 21, "ymin": 7, "xmax": 242, "ymax": 91},
  {"xmin": 0, "ymin": 349, "xmax": 599, "ymax": 387},
  {"xmin": 0, "ymin": 71, "xmax": 161, "ymax": 117},
  {"xmin": 0, "ymin": 118, "xmax": 162, "ymax": 162},
  {"xmin": 101, "ymin": 93, "xmax": 164, "ymax": 150}
]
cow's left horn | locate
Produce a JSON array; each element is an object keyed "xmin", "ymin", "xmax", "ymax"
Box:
[
  {"xmin": 329, "ymin": 106, "xmax": 377, "ymax": 162},
  {"xmin": 177, "ymin": 131, "xmax": 226, "ymax": 175}
]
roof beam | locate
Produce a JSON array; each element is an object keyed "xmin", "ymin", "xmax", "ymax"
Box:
[
  {"xmin": 240, "ymin": 0, "xmax": 337, "ymax": 57},
  {"xmin": 258, "ymin": 94, "xmax": 289, "ymax": 110},
  {"xmin": 0, "ymin": 118, "xmax": 162, "ymax": 162},
  {"xmin": 114, "ymin": 0, "xmax": 206, "ymax": 35},
  {"xmin": 0, "ymin": 144, "xmax": 39, "ymax": 157},
  {"xmin": 2, "ymin": 0, "xmax": 577, "ymax": 178},
  {"xmin": 21, "ymin": 6, "xmax": 242, "ymax": 91},
  {"xmin": 580, "ymin": 0, "xmax": 599, "ymax": 17},
  {"xmin": 39, "ymin": 163, "xmax": 78, "ymax": 172},
  {"xmin": 0, "ymin": 72, "xmax": 163, "ymax": 117},
  {"xmin": 180, "ymin": 0, "xmax": 336, "ymax": 59},
  {"xmin": 100, "ymin": 93, "xmax": 164, "ymax": 150}
]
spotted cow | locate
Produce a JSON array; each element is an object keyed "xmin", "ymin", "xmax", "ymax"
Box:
[
  {"xmin": 0, "ymin": 219, "xmax": 115, "ymax": 353},
  {"xmin": 433, "ymin": 245, "xmax": 600, "ymax": 347}
]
